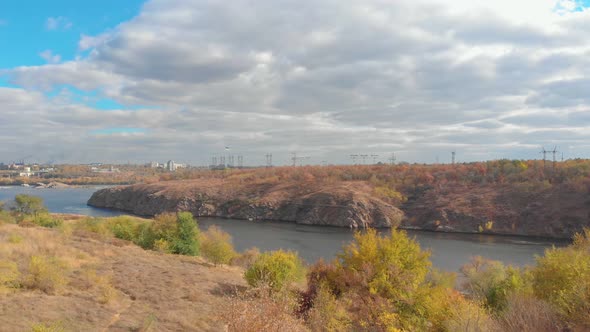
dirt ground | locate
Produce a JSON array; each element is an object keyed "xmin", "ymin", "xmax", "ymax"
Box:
[{"xmin": 0, "ymin": 223, "xmax": 247, "ymax": 331}]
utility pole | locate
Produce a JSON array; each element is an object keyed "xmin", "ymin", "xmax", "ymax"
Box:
[
  {"xmin": 237, "ymin": 155, "xmax": 243, "ymax": 168},
  {"xmin": 451, "ymin": 151, "xmax": 456, "ymax": 165}
]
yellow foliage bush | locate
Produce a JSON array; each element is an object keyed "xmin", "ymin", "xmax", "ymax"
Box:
[
  {"xmin": 374, "ymin": 186, "xmax": 406, "ymax": 205},
  {"xmin": 532, "ymin": 229, "xmax": 590, "ymax": 327},
  {"xmin": 23, "ymin": 255, "xmax": 68, "ymax": 294},
  {"xmin": 0, "ymin": 259, "xmax": 20, "ymax": 290},
  {"xmin": 201, "ymin": 225, "xmax": 236, "ymax": 266},
  {"xmin": 244, "ymin": 250, "xmax": 305, "ymax": 292}
]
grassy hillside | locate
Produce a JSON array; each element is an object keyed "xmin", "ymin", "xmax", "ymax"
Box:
[{"xmin": 0, "ymin": 215, "xmax": 247, "ymax": 331}]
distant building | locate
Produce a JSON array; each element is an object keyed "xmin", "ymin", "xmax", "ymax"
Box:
[
  {"xmin": 149, "ymin": 161, "xmax": 160, "ymax": 168},
  {"xmin": 167, "ymin": 160, "xmax": 176, "ymax": 172},
  {"xmin": 91, "ymin": 166, "xmax": 120, "ymax": 174}
]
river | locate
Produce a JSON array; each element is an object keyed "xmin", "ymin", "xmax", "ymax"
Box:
[{"xmin": 0, "ymin": 186, "xmax": 566, "ymax": 271}]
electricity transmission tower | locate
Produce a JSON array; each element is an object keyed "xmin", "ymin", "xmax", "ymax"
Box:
[
  {"xmin": 451, "ymin": 151, "xmax": 456, "ymax": 165},
  {"xmin": 350, "ymin": 154, "xmax": 359, "ymax": 165},
  {"xmin": 237, "ymin": 155, "xmax": 243, "ymax": 168},
  {"xmin": 291, "ymin": 152, "xmax": 308, "ymax": 166},
  {"xmin": 360, "ymin": 154, "xmax": 368, "ymax": 165},
  {"xmin": 265, "ymin": 153, "xmax": 273, "ymax": 167},
  {"xmin": 540, "ymin": 147, "xmax": 548, "ymax": 169},
  {"xmin": 388, "ymin": 153, "xmax": 396, "ymax": 165},
  {"xmin": 371, "ymin": 154, "xmax": 379, "ymax": 164},
  {"xmin": 550, "ymin": 146, "xmax": 558, "ymax": 169}
]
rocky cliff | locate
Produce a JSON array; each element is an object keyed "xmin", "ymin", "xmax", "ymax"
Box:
[
  {"xmin": 88, "ymin": 180, "xmax": 404, "ymax": 228},
  {"xmin": 88, "ymin": 178, "xmax": 590, "ymax": 238},
  {"xmin": 400, "ymin": 182, "xmax": 590, "ymax": 238}
]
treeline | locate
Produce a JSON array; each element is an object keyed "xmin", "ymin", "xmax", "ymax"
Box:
[{"xmin": 1, "ymin": 195, "xmax": 589, "ymax": 331}]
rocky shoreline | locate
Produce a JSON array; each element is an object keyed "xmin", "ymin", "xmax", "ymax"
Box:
[
  {"xmin": 88, "ymin": 180, "xmax": 590, "ymax": 239},
  {"xmin": 87, "ymin": 181, "xmax": 404, "ymax": 229}
]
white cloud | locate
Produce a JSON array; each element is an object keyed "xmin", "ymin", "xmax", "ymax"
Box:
[
  {"xmin": 45, "ymin": 16, "xmax": 72, "ymax": 30},
  {"xmin": 39, "ymin": 50, "xmax": 61, "ymax": 64},
  {"xmin": 4, "ymin": 0, "xmax": 590, "ymax": 164}
]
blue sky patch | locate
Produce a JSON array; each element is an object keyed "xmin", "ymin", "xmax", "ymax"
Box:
[
  {"xmin": 46, "ymin": 84, "xmax": 156, "ymax": 110},
  {"xmin": 0, "ymin": 0, "xmax": 145, "ymax": 69}
]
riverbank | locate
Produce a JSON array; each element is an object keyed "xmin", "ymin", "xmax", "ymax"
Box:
[
  {"xmin": 88, "ymin": 171, "xmax": 590, "ymax": 239},
  {"xmin": 87, "ymin": 179, "xmax": 404, "ymax": 229}
]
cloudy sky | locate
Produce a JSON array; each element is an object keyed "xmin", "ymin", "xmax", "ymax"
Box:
[{"xmin": 1, "ymin": 0, "xmax": 590, "ymax": 166}]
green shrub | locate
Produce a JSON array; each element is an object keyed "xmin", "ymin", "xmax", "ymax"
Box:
[
  {"xmin": 201, "ymin": 225, "xmax": 236, "ymax": 265},
  {"xmin": 168, "ymin": 212, "xmax": 200, "ymax": 256},
  {"xmin": 106, "ymin": 216, "xmax": 141, "ymax": 241},
  {"xmin": 76, "ymin": 217, "xmax": 112, "ymax": 237},
  {"xmin": 461, "ymin": 256, "xmax": 531, "ymax": 312},
  {"xmin": 244, "ymin": 250, "xmax": 305, "ymax": 292},
  {"xmin": 30, "ymin": 213, "xmax": 63, "ymax": 228},
  {"xmin": 133, "ymin": 222, "xmax": 157, "ymax": 249},
  {"xmin": 13, "ymin": 194, "xmax": 48, "ymax": 217}
]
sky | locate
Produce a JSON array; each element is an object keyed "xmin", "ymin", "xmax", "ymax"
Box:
[{"xmin": 1, "ymin": 0, "xmax": 590, "ymax": 166}]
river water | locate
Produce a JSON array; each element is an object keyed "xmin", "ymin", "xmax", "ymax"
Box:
[{"xmin": 0, "ymin": 186, "xmax": 566, "ymax": 271}]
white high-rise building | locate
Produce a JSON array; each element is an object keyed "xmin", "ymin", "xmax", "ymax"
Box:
[{"xmin": 167, "ymin": 160, "xmax": 176, "ymax": 171}]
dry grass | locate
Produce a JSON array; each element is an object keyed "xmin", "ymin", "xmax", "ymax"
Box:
[
  {"xmin": 496, "ymin": 294, "xmax": 565, "ymax": 332},
  {"xmin": 230, "ymin": 247, "xmax": 260, "ymax": 268},
  {"xmin": 219, "ymin": 288, "xmax": 308, "ymax": 332},
  {"xmin": 0, "ymin": 221, "xmax": 248, "ymax": 331}
]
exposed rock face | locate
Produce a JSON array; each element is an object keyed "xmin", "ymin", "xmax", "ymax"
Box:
[
  {"xmin": 89, "ymin": 179, "xmax": 590, "ymax": 237},
  {"xmin": 88, "ymin": 180, "xmax": 404, "ymax": 228},
  {"xmin": 401, "ymin": 183, "xmax": 590, "ymax": 238}
]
